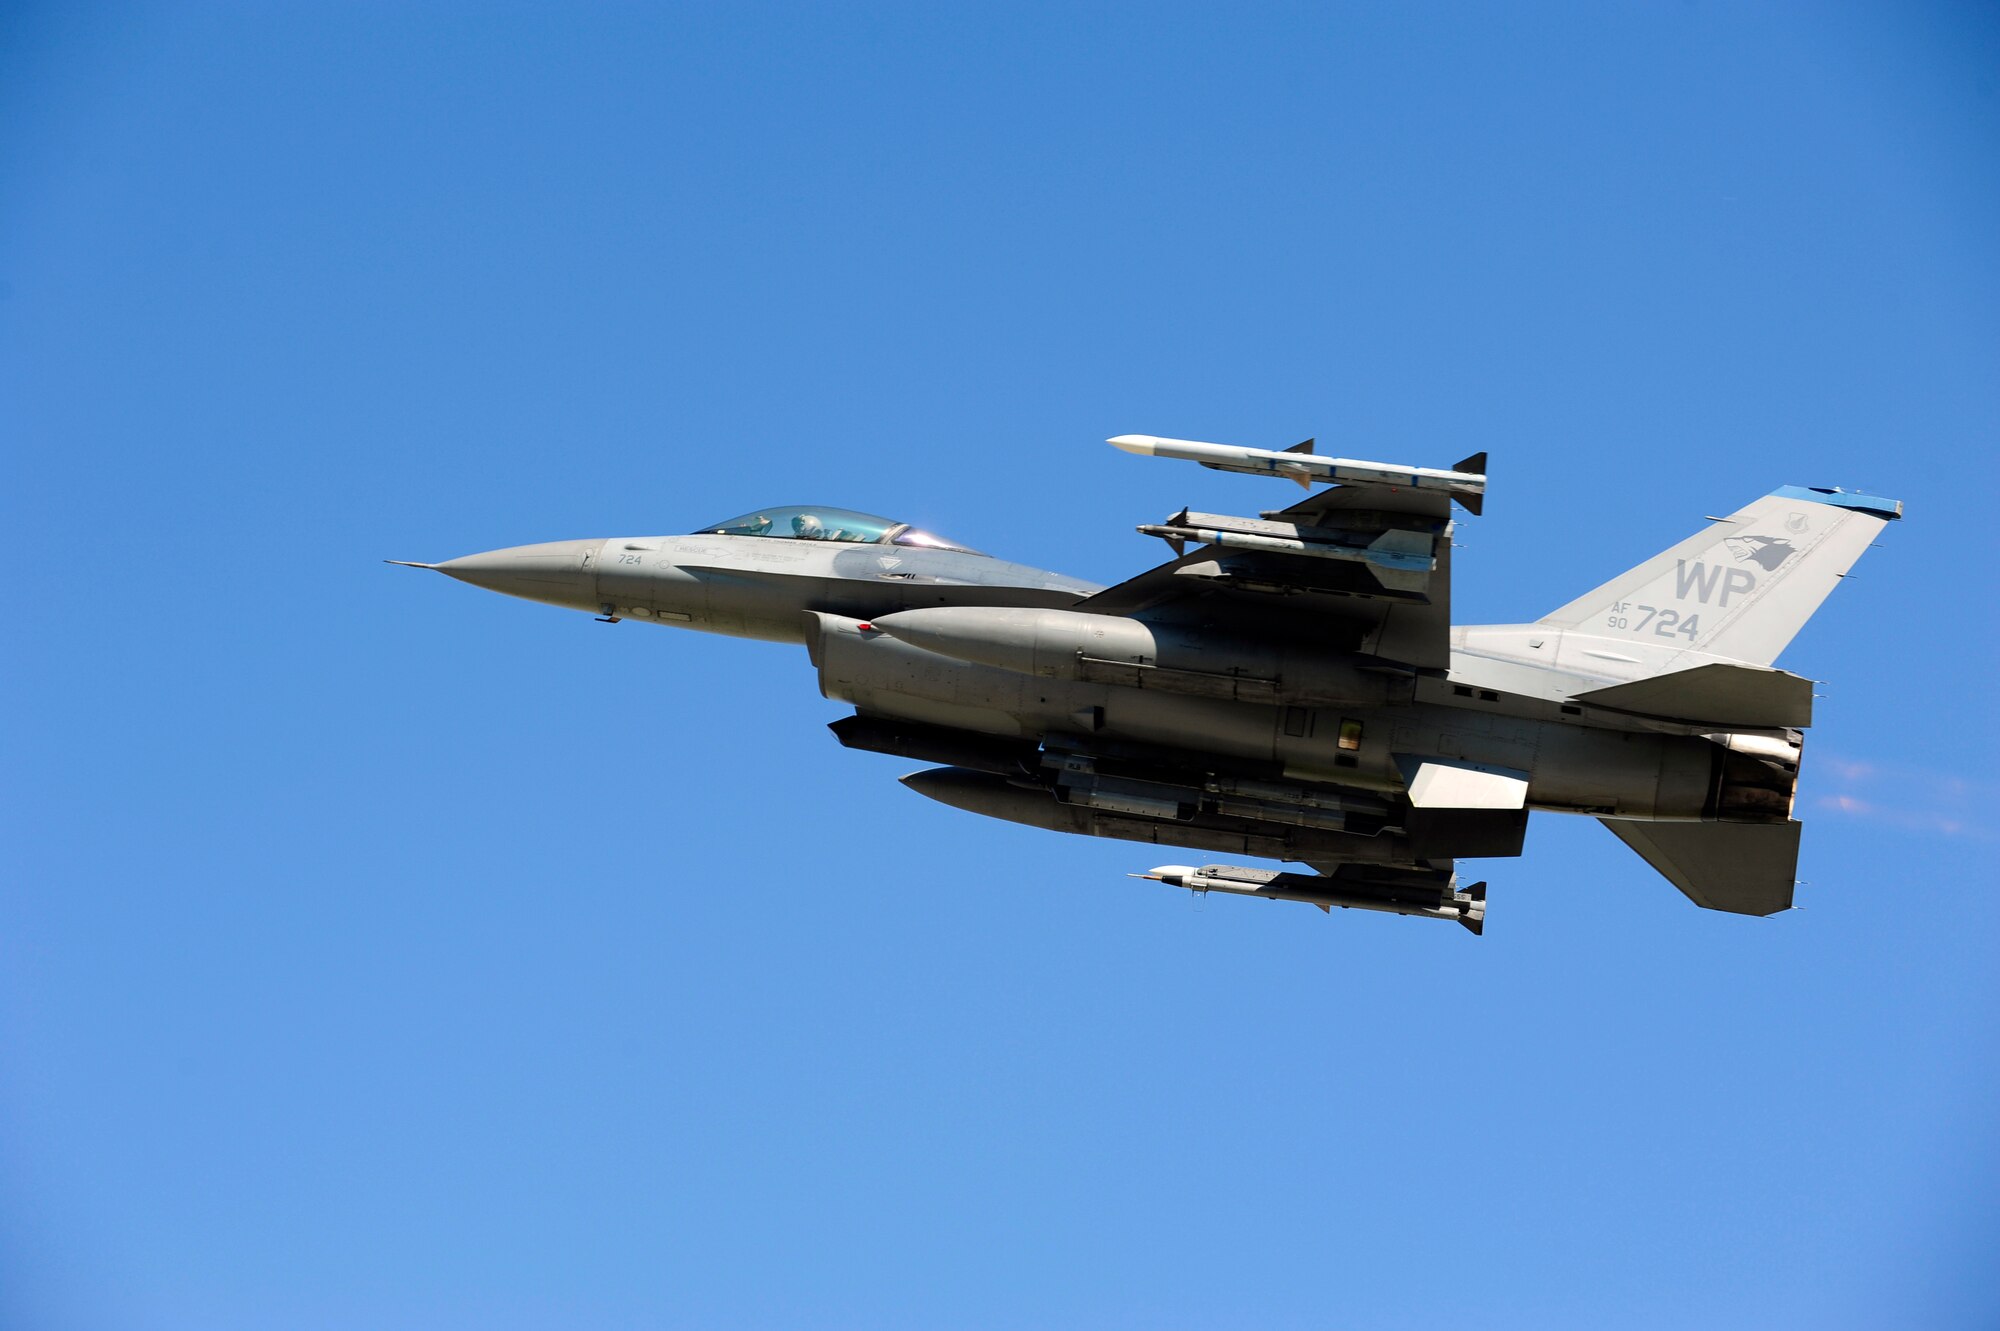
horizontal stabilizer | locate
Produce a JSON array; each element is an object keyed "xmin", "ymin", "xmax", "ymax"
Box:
[
  {"xmin": 1572, "ymin": 662, "xmax": 1814, "ymax": 729},
  {"xmin": 1600, "ymin": 818, "xmax": 1801, "ymax": 916},
  {"xmin": 1395, "ymin": 755, "xmax": 1529, "ymax": 809}
]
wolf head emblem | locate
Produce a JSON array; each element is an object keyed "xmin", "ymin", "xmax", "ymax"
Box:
[{"xmin": 1725, "ymin": 534, "xmax": 1797, "ymax": 572}]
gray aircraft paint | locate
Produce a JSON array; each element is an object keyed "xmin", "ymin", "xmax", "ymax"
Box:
[
  {"xmin": 393, "ymin": 449, "xmax": 1901, "ymax": 930},
  {"xmin": 453, "ymin": 533, "xmax": 1101, "ymax": 640},
  {"xmin": 1526, "ymin": 487, "xmax": 1895, "ymax": 670}
]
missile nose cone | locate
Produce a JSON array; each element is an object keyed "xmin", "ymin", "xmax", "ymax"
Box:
[
  {"xmin": 428, "ymin": 539, "xmax": 604, "ymax": 609},
  {"xmin": 1107, "ymin": 434, "xmax": 1161, "ymax": 456}
]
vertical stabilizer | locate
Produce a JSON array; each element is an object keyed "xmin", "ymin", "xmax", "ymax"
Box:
[{"xmin": 1538, "ymin": 487, "xmax": 1900, "ymax": 668}]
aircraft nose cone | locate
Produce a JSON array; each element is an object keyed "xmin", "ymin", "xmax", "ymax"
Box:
[{"xmin": 434, "ymin": 539, "xmax": 602, "ymax": 609}]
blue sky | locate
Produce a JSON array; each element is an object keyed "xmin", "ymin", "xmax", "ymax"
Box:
[{"xmin": 3, "ymin": 3, "xmax": 1996, "ymax": 1327}]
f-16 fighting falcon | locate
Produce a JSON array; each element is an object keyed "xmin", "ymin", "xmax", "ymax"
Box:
[{"xmin": 391, "ymin": 436, "xmax": 1901, "ymax": 934}]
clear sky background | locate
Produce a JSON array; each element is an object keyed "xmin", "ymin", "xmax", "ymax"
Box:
[{"xmin": 3, "ymin": 4, "xmax": 1996, "ymax": 1328}]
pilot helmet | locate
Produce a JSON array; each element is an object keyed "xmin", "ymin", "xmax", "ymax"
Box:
[{"xmin": 792, "ymin": 513, "xmax": 824, "ymax": 539}]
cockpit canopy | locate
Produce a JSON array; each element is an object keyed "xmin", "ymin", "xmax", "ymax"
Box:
[{"xmin": 694, "ymin": 505, "xmax": 982, "ymax": 555}]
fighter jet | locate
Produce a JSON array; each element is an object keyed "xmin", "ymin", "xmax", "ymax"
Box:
[{"xmin": 392, "ymin": 436, "xmax": 1902, "ymax": 934}]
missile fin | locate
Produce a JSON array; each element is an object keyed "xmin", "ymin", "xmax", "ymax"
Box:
[
  {"xmin": 1459, "ymin": 881, "xmax": 1487, "ymax": 935},
  {"xmin": 1452, "ymin": 452, "xmax": 1487, "ymax": 514}
]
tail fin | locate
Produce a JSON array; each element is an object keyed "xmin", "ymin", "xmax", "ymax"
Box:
[{"xmin": 1539, "ymin": 487, "xmax": 1901, "ymax": 667}]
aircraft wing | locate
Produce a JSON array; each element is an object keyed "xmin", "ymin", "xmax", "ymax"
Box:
[{"xmin": 1079, "ymin": 438, "xmax": 1485, "ymax": 671}]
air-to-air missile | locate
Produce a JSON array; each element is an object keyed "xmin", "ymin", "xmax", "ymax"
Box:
[
  {"xmin": 1107, "ymin": 433, "xmax": 1487, "ymax": 507},
  {"xmin": 1135, "ymin": 864, "xmax": 1488, "ymax": 934}
]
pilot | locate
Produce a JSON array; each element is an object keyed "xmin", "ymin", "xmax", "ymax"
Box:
[
  {"xmin": 739, "ymin": 514, "xmax": 773, "ymax": 536},
  {"xmin": 792, "ymin": 513, "xmax": 825, "ymax": 540}
]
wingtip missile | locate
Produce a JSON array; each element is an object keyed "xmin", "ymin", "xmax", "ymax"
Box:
[{"xmin": 1106, "ymin": 433, "xmax": 1487, "ymax": 509}]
